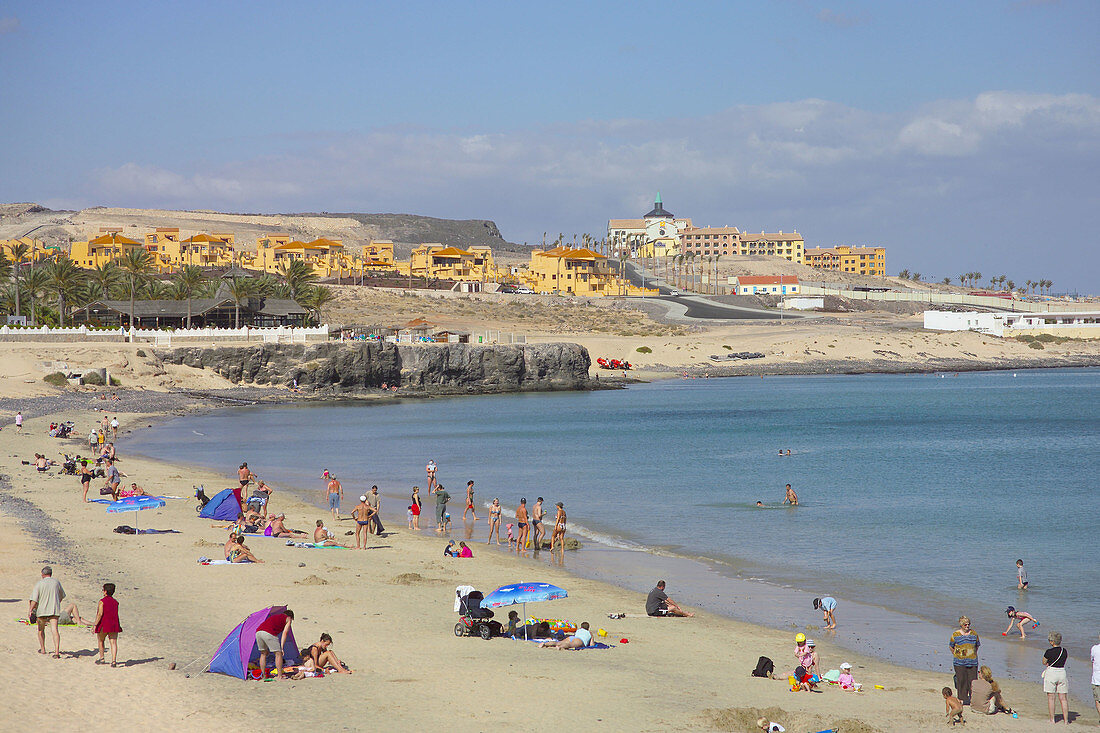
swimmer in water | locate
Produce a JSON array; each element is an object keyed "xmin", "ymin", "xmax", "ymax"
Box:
[
  {"xmin": 783, "ymin": 484, "xmax": 799, "ymax": 506},
  {"xmin": 755, "ymin": 501, "xmax": 764, "ymax": 507}
]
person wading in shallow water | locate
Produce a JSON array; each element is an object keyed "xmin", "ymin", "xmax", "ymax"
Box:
[{"xmin": 783, "ymin": 484, "xmax": 798, "ymax": 505}]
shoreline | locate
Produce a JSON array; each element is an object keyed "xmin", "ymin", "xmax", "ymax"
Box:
[
  {"xmin": 127, "ymin": 403, "xmax": 1097, "ymax": 709},
  {"xmin": 0, "ymin": 393, "xmax": 1090, "ymax": 730}
]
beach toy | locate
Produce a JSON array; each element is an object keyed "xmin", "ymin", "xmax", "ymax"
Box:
[
  {"xmin": 1002, "ymin": 632, "xmax": 1007, "ymax": 635},
  {"xmin": 597, "ymin": 628, "xmax": 608, "ymax": 637},
  {"xmin": 873, "ymin": 684, "xmax": 884, "ymax": 690},
  {"xmin": 619, "ymin": 638, "xmax": 629, "ymax": 644}
]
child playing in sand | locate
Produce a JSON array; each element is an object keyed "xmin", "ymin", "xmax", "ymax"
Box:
[
  {"xmin": 1003, "ymin": 606, "xmax": 1039, "ymax": 639},
  {"xmin": 756, "ymin": 719, "xmax": 785, "ymax": 732},
  {"xmin": 838, "ymin": 662, "xmax": 858, "ymax": 690},
  {"xmin": 506, "ymin": 522, "xmax": 515, "ymax": 548},
  {"xmin": 943, "ymin": 687, "xmax": 965, "ymax": 726},
  {"xmin": 814, "ymin": 596, "xmax": 837, "ymax": 629}
]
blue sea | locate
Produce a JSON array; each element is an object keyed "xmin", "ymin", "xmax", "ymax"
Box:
[{"xmin": 130, "ymin": 368, "xmax": 1100, "ymax": 691}]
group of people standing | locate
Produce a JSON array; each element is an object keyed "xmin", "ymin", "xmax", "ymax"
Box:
[{"xmin": 413, "ymin": 460, "xmax": 569, "ymax": 555}]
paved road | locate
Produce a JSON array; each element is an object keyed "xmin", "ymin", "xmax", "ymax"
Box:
[{"xmin": 619, "ymin": 260, "xmax": 806, "ymax": 321}]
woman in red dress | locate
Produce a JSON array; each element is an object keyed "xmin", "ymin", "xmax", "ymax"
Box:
[
  {"xmin": 93, "ymin": 583, "xmax": 122, "ymax": 667},
  {"xmin": 410, "ymin": 486, "xmax": 422, "ymax": 530}
]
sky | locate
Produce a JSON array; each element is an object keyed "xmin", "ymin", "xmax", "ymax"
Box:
[{"xmin": 1, "ymin": 0, "xmax": 1098, "ymax": 291}]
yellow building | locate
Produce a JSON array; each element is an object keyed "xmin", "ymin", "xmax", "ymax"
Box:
[
  {"xmin": 246, "ymin": 235, "xmax": 346, "ymax": 276},
  {"xmin": 362, "ymin": 240, "xmax": 395, "ymax": 269},
  {"xmin": 805, "ymin": 245, "xmax": 886, "ymax": 276},
  {"xmin": 409, "ymin": 244, "xmax": 495, "ymax": 282},
  {"xmin": 69, "ymin": 232, "xmax": 144, "ymax": 268},
  {"xmin": 527, "ymin": 246, "xmax": 622, "ymax": 296},
  {"xmin": 1, "ymin": 237, "xmax": 57, "ymax": 264},
  {"xmin": 734, "ymin": 231, "xmax": 805, "ymax": 264}
]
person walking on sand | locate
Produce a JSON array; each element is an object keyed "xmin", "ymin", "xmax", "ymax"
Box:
[
  {"xmin": 949, "ymin": 616, "xmax": 980, "ymax": 705},
  {"xmin": 110, "ymin": 416, "xmax": 119, "ymax": 440},
  {"xmin": 814, "ymin": 596, "xmax": 837, "ymax": 629},
  {"xmin": 487, "ymin": 498, "xmax": 503, "ymax": 544},
  {"xmin": 88, "ymin": 428, "xmax": 98, "ymax": 451},
  {"xmin": 515, "ymin": 498, "xmax": 529, "ymax": 551},
  {"xmin": 463, "ymin": 480, "xmax": 478, "ymax": 521},
  {"xmin": 434, "ymin": 484, "xmax": 450, "ymax": 532},
  {"xmin": 783, "ymin": 483, "xmax": 798, "ymax": 505},
  {"xmin": 1003, "ymin": 606, "xmax": 1039, "ymax": 639},
  {"xmin": 550, "ymin": 501, "xmax": 567, "ymax": 555},
  {"xmin": 1042, "ymin": 631, "xmax": 1070, "ymax": 725},
  {"xmin": 255, "ymin": 609, "xmax": 294, "ymax": 680},
  {"xmin": 326, "ymin": 474, "xmax": 342, "ymax": 520},
  {"xmin": 352, "ymin": 495, "xmax": 372, "ymax": 549},
  {"xmin": 410, "ymin": 486, "xmax": 422, "ymax": 530},
  {"xmin": 426, "ymin": 459, "xmax": 437, "ymax": 491},
  {"xmin": 15, "ymin": 411, "xmax": 23, "ymax": 432},
  {"xmin": 79, "ymin": 459, "xmax": 92, "ymax": 503},
  {"xmin": 92, "ymin": 583, "xmax": 122, "ymax": 667},
  {"xmin": 531, "ymin": 497, "xmax": 545, "ymax": 549},
  {"xmin": 29, "ymin": 566, "xmax": 65, "ymax": 658}
]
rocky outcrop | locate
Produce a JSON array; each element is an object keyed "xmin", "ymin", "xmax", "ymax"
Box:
[{"xmin": 155, "ymin": 342, "xmax": 591, "ymax": 395}]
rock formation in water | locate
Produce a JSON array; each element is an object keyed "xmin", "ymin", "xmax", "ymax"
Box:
[{"xmin": 155, "ymin": 342, "xmax": 591, "ymax": 394}]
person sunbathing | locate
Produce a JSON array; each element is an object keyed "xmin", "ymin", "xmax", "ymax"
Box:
[
  {"xmin": 227, "ymin": 536, "xmax": 262, "ymax": 563},
  {"xmin": 538, "ymin": 621, "xmax": 593, "ymax": 650},
  {"xmin": 35, "ymin": 454, "xmax": 49, "ymax": 472},
  {"xmin": 313, "ymin": 520, "xmax": 340, "ymax": 546},
  {"xmin": 299, "ymin": 633, "xmax": 351, "ymax": 674},
  {"xmin": 269, "ymin": 514, "xmax": 308, "ymax": 538},
  {"xmin": 118, "ymin": 482, "xmax": 146, "ymax": 498}
]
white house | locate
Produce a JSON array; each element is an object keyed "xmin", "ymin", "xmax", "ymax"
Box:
[
  {"xmin": 728, "ymin": 275, "xmax": 800, "ymax": 296},
  {"xmin": 923, "ymin": 310, "xmax": 1100, "ymax": 338}
]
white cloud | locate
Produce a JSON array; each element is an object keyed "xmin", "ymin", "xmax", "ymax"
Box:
[{"xmin": 86, "ymin": 91, "xmax": 1100, "ymax": 289}]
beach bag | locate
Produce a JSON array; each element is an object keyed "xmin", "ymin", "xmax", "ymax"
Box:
[
  {"xmin": 752, "ymin": 656, "xmax": 774, "ymax": 678},
  {"xmin": 100, "ymin": 487, "xmax": 112, "ymax": 495}
]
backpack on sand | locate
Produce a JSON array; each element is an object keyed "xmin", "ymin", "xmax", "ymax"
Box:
[{"xmin": 752, "ymin": 656, "xmax": 774, "ymax": 678}]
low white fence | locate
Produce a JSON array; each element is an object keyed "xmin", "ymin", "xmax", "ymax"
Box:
[
  {"xmin": 798, "ymin": 286, "xmax": 1081, "ymax": 312},
  {"xmin": 0, "ymin": 325, "xmax": 330, "ymax": 344}
]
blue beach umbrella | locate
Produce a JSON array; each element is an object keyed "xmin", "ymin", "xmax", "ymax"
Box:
[
  {"xmin": 105, "ymin": 496, "xmax": 166, "ymax": 535},
  {"xmin": 483, "ymin": 582, "xmax": 568, "ymax": 639}
]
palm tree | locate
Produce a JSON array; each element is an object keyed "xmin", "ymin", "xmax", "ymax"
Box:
[
  {"xmin": 21, "ymin": 267, "xmax": 50, "ymax": 326},
  {"xmin": 119, "ymin": 248, "xmax": 155, "ymax": 336},
  {"xmin": 43, "ymin": 258, "xmax": 85, "ymax": 327},
  {"xmin": 912, "ymin": 272, "xmax": 922, "ymax": 282},
  {"xmin": 713, "ymin": 254, "xmax": 721, "ymax": 294},
  {"xmin": 942, "ymin": 277, "xmax": 951, "ymax": 285},
  {"xmin": 299, "ymin": 285, "xmax": 335, "ymax": 326},
  {"xmin": 89, "ymin": 262, "xmax": 122, "ymax": 301},
  {"xmin": 9, "ymin": 240, "xmax": 31, "ymax": 320},
  {"xmin": 1006, "ymin": 280, "xmax": 1015, "ymax": 293},
  {"xmin": 143, "ymin": 279, "xmax": 170, "ymax": 300},
  {"xmin": 0, "ymin": 250, "xmax": 10, "ymax": 293},
  {"xmin": 172, "ymin": 265, "xmax": 207, "ymax": 328},
  {"xmin": 898, "ymin": 269, "xmax": 910, "ymax": 280},
  {"xmin": 224, "ymin": 276, "xmax": 255, "ymax": 329}
]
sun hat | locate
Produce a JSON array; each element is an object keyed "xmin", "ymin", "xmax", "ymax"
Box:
[
  {"xmin": 795, "ymin": 633, "xmax": 806, "ymax": 643},
  {"xmin": 840, "ymin": 662, "xmax": 851, "ymax": 669},
  {"xmin": 807, "ymin": 639, "xmax": 816, "ymax": 647},
  {"xmin": 359, "ymin": 495, "xmax": 367, "ymax": 501}
]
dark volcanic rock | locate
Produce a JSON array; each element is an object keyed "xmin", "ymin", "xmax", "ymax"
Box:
[{"xmin": 156, "ymin": 342, "xmax": 591, "ymax": 394}]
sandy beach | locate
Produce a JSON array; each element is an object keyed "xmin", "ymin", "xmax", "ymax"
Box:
[{"xmin": 0, "ymin": 397, "xmax": 1083, "ymax": 732}]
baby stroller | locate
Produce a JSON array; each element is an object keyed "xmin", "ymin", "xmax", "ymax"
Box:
[
  {"xmin": 454, "ymin": 589, "xmax": 496, "ymax": 640},
  {"xmin": 194, "ymin": 485, "xmax": 210, "ymax": 514}
]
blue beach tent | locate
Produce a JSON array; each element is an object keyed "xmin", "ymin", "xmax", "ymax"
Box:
[{"xmin": 199, "ymin": 488, "xmax": 241, "ymax": 521}]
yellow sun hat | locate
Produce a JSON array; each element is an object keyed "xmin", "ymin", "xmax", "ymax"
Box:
[{"xmin": 795, "ymin": 633, "xmax": 806, "ymax": 643}]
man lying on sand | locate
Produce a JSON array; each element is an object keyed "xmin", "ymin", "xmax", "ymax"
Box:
[{"xmin": 539, "ymin": 621, "xmax": 593, "ymax": 650}]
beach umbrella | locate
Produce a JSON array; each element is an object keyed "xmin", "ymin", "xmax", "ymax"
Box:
[
  {"xmin": 105, "ymin": 496, "xmax": 166, "ymax": 535},
  {"xmin": 483, "ymin": 582, "xmax": 568, "ymax": 639}
]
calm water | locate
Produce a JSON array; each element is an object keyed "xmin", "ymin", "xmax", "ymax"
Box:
[{"xmin": 131, "ymin": 368, "xmax": 1099, "ymax": 679}]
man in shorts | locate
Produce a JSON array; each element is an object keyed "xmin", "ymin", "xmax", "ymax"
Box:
[
  {"xmin": 531, "ymin": 496, "xmax": 545, "ymax": 549},
  {"xmin": 326, "ymin": 475, "xmax": 342, "ymax": 519},
  {"xmin": 352, "ymin": 495, "xmax": 373, "ymax": 549},
  {"xmin": 255, "ymin": 609, "xmax": 294, "ymax": 679},
  {"xmin": 104, "ymin": 458, "xmax": 122, "ymax": 501},
  {"xmin": 29, "ymin": 566, "xmax": 65, "ymax": 658},
  {"xmin": 515, "ymin": 498, "xmax": 529, "ymax": 551},
  {"xmin": 646, "ymin": 580, "xmax": 694, "ymax": 617}
]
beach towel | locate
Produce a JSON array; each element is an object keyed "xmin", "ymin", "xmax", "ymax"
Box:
[
  {"xmin": 198, "ymin": 557, "xmax": 251, "ymax": 565},
  {"xmin": 519, "ymin": 637, "xmax": 613, "ymax": 649},
  {"xmin": 286, "ymin": 542, "xmax": 345, "ymax": 549}
]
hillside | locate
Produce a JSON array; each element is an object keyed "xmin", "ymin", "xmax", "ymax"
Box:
[{"xmin": 0, "ymin": 204, "xmax": 525, "ymax": 258}]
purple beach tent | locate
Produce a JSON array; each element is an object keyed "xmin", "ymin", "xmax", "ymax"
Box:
[{"xmin": 208, "ymin": 605, "xmax": 301, "ymax": 679}]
